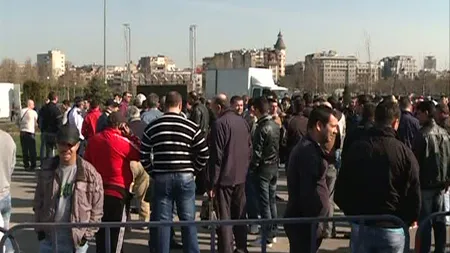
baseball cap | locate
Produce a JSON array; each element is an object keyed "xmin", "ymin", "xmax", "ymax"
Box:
[
  {"xmin": 105, "ymin": 99, "xmax": 119, "ymax": 107},
  {"xmin": 57, "ymin": 125, "xmax": 80, "ymax": 145}
]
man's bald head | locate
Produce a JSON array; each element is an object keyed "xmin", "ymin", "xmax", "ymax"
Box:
[
  {"xmin": 211, "ymin": 93, "xmax": 230, "ymax": 116},
  {"xmin": 27, "ymin": 99, "xmax": 35, "ymax": 109}
]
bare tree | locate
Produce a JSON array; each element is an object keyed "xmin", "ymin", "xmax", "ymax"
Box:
[
  {"xmin": 0, "ymin": 58, "xmax": 20, "ymax": 83},
  {"xmin": 22, "ymin": 58, "xmax": 38, "ymax": 82},
  {"xmin": 304, "ymin": 57, "xmax": 320, "ymax": 94}
]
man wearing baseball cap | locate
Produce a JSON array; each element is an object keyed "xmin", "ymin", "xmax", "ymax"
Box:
[{"xmin": 34, "ymin": 125, "xmax": 104, "ymax": 253}]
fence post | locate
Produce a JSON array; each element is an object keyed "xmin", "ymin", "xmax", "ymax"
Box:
[
  {"xmin": 52, "ymin": 227, "xmax": 58, "ymax": 252},
  {"xmin": 310, "ymin": 221, "xmax": 317, "ymax": 253},
  {"xmin": 105, "ymin": 227, "xmax": 111, "ymax": 253}
]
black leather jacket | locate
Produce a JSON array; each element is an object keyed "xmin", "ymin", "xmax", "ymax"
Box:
[
  {"xmin": 250, "ymin": 115, "xmax": 280, "ymax": 170},
  {"xmin": 189, "ymin": 102, "xmax": 210, "ymax": 133},
  {"xmin": 413, "ymin": 119, "xmax": 450, "ymax": 190}
]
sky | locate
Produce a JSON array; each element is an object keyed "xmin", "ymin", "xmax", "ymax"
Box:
[{"xmin": 0, "ymin": 0, "xmax": 449, "ymax": 69}]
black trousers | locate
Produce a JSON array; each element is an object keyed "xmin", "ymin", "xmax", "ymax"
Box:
[
  {"xmin": 215, "ymin": 183, "xmax": 248, "ymax": 253},
  {"xmin": 20, "ymin": 132, "xmax": 36, "ymax": 169},
  {"xmin": 96, "ymin": 195, "xmax": 126, "ymax": 253},
  {"xmin": 285, "ymin": 224, "xmax": 323, "ymax": 253}
]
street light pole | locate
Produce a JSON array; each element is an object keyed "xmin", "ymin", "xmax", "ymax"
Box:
[{"xmin": 103, "ymin": 0, "xmax": 107, "ymax": 84}]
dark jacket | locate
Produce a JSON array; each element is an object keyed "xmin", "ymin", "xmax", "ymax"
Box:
[
  {"xmin": 38, "ymin": 102, "xmax": 62, "ymax": 134},
  {"xmin": 335, "ymin": 127, "xmax": 421, "ymax": 227},
  {"xmin": 285, "ymin": 113, "xmax": 308, "ymax": 160},
  {"xmin": 129, "ymin": 119, "xmax": 147, "ymax": 140},
  {"xmin": 207, "ymin": 109, "xmax": 252, "ymax": 187},
  {"xmin": 341, "ymin": 120, "xmax": 374, "ymax": 159},
  {"xmin": 413, "ymin": 120, "xmax": 450, "ymax": 190},
  {"xmin": 189, "ymin": 102, "xmax": 210, "ymax": 133},
  {"xmin": 96, "ymin": 110, "xmax": 112, "ymax": 133},
  {"xmin": 250, "ymin": 115, "xmax": 280, "ymax": 171},
  {"xmin": 284, "ymin": 135, "xmax": 329, "ymax": 220},
  {"xmin": 397, "ymin": 110, "xmax": 420, "ymax": 149}
]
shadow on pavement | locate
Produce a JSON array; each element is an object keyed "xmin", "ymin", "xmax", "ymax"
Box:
[{"xmin": 11, "ymin": 198, "xmax": 33, "ymax": 209}]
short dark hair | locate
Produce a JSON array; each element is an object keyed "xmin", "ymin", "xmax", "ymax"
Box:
[
  {"xmin": 199, "ymin": 97, "xmax": 206, "ymax": 104},
  {"xmin": 107, "ymin": 111, "xmax": 127, "ymax": 128},
  {"xmin": 416, "ymin": 101, "xmax": 436, "ymax": 119},
  {"xmin": 90, "ymin": 99, "xmax": 99, "ymax": 108},
  {"xmin": 327, "ymin": 96, "xmax": 338, "ymax": 109},
  {"xmin": 113, "ymin": 93, "xmax": 120, "ymax": 98},
  {"xmin": 122, "ymin": 91, "xmax": 131, "ymax": 98},
  {"xmin": 313, "ymin": 97, "xmax": 326, "ymax": 104},
  {"xmin": 253, "ymin": 97, "xmax": 269, "ymax": 114},
  {"xmin": 188, "ymin": 91, "xmax": 199, "ymax": 102},
  {"xmin": 147, "ymin": 93, "xmax": 159, "ymax": 108},
  {"xmin": 399, "ymin": 97, "xmax": 412, "ymax": 110},
  {"xmin": 165, "ymin": 91, "xmax": 182, "ymax": 108},
  {"xmin": 48, "ymin": 91, "xmax": 57, "ymax": 101},
  {"xmin": 362, "ymin": 102, "xmax": 376, "ymax": 121},
  {"xmin": 307, "ymin": 105, "xmax": 336, "ymax": 129},
  {"xmin": 357, "ymin": 94, "xmax": 372, "ymax": 106},
  {"xmin": 292, "ymin": 97, "xmax": 305, "ymax": 114},
  {"xmin": 230, "ymin": 95, "xmax": 243, "ymax": 105},
  {"xmin": 303, "ymin": 93, "xmax": 313, "ymax": 105},
  {"xmin": 375, "ymin": 101, "xmax": 401, "ymax": 126},
  {"xmin": 74, "ymin": 96, "xmax": 83, "ymax": 107},
  {"xmin": 62, "ymin": 99, "xmax": 70, "ymax": 106}
]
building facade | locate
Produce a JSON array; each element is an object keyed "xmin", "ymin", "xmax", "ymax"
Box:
[
  {"xmin": 37, "ymin": 50, "xmax": 66, "ymax": 79},
  {"xmin": 356, "ymin": 62, "xmax": 380, "ymax": 86},
  {"xmin": 138, "ymin": 55, "xmax": 176, "ymax": 73},
  {"xmin": 423, "ymin": 56, "xmax": 437, "ymax": 72},
  {"xmin": 202, "ymin": 31, "xmax": 286, "ymax": 82},
  {"xmin": 304, "ymin": 50, "xmax": 357, "ymax": 92},
  {"xmin": 379, "ymin": 55, "xmax": 417, "ymax": 79}
]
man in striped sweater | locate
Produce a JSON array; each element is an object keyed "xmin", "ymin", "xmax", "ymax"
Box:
[{"xmin": 141, "ymin": 91, "xmax": 209, "ymax": 253}]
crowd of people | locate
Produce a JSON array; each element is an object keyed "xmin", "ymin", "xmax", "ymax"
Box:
[{"xmin": 1, "ymin": 89, "xmax": 450, "ymax": 253}]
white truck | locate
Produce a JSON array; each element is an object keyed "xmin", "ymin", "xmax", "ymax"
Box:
[
  {"xmin": 205, "ymin": 68, "xmax": 288, "ymax": 99},
  {"xmin": 0, "ymin": 83, "xmax": 21, "ymax": 119}
]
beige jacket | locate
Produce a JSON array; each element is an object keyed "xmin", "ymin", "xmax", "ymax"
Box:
[{"xmin": 33, "ymin": 156, "xmax": 104, "ymax": 246}]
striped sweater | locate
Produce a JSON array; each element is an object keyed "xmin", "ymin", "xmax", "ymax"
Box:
[{"xmin": 140, "ymin": 112, "xmax": 209, "ymax": 174}]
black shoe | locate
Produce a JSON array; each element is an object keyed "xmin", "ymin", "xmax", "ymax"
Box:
[{"xmin": 170, "ymin": 241, "xmax": 183, "ymax": 249}]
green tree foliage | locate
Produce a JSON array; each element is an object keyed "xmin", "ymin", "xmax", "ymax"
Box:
[
  {"xmin": 22, "ymin": 80, "xmax": 47, "ymax": 106},
  {"xmin": 83, "ymin": 77, "xmax": 111, "ymax": 103}
]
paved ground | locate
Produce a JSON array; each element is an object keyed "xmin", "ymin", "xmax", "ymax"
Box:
[{"xmin": 9, "ymin": 161, "xmax": 423, "ymax": 253}]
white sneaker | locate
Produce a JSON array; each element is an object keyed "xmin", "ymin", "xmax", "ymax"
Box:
[{"xmin": 249, "ymin": 237, "xmax": 273, "ymax": 248}]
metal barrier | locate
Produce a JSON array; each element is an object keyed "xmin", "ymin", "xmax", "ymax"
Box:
[
  {"xmin": 414, "ymin": 211, "xmax": 450, "ymax": 253},
  {"xmin": 0, "ymin": 215, "xmax": 408, "ymax": 253}
]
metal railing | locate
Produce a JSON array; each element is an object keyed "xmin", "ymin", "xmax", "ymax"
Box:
[
  {"xmin": 0, "ymin": 215, "xmax": 408, "ymax": 253},
  {"xmin": 414, "ymin": 211, "xmax": 450, "ymax": 253}
]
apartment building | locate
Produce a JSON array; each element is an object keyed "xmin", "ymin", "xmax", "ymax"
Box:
[
  {"xmin": 202, "ymin": 31, "xmax": 287, "ymax": 82},
  {"xmin": 379, "ymin": 55, "xmax": 417, "ymax": 79},
  {"xmin": 138, "ymin": 55, "xmax": 176, "ymax": 73},
  {"xmin": 356, "ymin": 62, "xmax": 380, "ymax": 84},
  {"xmin": 423, "ymin": 56, "xmax": 437, "ymax": 71},
  {"xmin": 304, "ymin": 50, "xmax": 357, "ymax": 92},
  {"xmin": 37, "ymin": 50, "xmax": 66, "ymax": 79}
]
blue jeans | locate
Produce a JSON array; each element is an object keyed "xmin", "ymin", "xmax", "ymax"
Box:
[
  {"xmin": 350, "ymin": 224, "xmax": 404, "ymax": 253},
  {"xmin": 150, "ymin": 172, "xmax": 199, "ymax": 253},
  {"xmin": 39, "ymin": 235, "xmax": 88, "ymax": 253},
  {"xmin": 254, "ymin": 165, "xmax": 278, "ymax": 239},
  {"xmin": 245, "ymin": 172, "xmax": 259, "ymax": 219},
  {"xmin": 419, "ymin": 189, "xmax": 446, "ymax": 253},
  {"xmin": 0, "ymin": 194, "xmax": 12, "ymax": 253}
]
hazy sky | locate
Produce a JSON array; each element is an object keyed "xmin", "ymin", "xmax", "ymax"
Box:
[{"xmin": 1, "ymin": 0, "xmax": 449, "ymax": 69}]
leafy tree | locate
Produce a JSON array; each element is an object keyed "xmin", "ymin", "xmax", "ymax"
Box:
[
  {"xmin": 22, "ymin": 80, "xmax": 46, "ymax": 106},
  {"xmin": 83, "ymin": 77, "xmax": 111, "ymax": 103},
  {"xmin": 343, "ymin": 85, "xmax": 351, "ymax": 106}
]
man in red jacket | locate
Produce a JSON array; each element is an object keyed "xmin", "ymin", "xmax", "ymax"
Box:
[
  {"xmin": 81, "ymin": 99, "xmax": 102, "ymax": 141},
  {"xmin": 84, "ymin": 112, "xmax": 140, "ymax": 253}
]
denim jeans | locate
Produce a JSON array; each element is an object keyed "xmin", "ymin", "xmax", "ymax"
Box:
[
  {"xmin": 254, "ymin": 165, "xmax": 278, "ymax": 239},
  {"xmin": 350, "ymin": 224, "xmax": 405, "ymax": 253},
  {"xmin": 39, "ymin": 234, "xmax": 88, "ymax": 253},
  {"xmin": 419, "ymin": 189, "xmax": 446, "ymax": 253},
  {"xmin": 0, "ymin": 194, "xmax": 12, "ymax": 253},
  {"xmin": 20, "ymin": 132, "xmax": 37, "ymax": 169},
  {"xmin": 245, "ymin": 172, "xmax": 259, "ymax": 219},
  {"xmin": 41, "ymin": 132, "xmax": 56, "ymax": 161},
  {"xmin": 150, "ymin": 172, "xmax": 199, "ymax": 253}
]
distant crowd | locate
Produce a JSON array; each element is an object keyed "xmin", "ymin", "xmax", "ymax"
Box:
[{"xmin": 0, "ymin": 90, "xmax": 449, "ymax": 253}]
